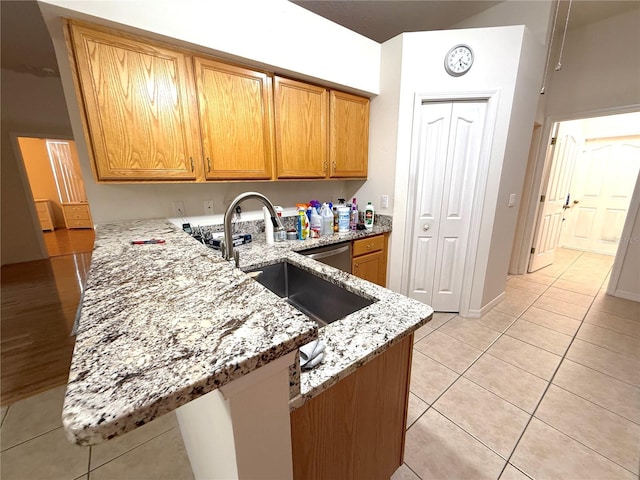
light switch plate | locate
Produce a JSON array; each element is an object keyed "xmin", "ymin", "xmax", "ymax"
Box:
[
  {"xmin": 381, "ymin": 195, "xmax": 389, "ymax": 209},
  {"xmin": 508, "ymin": 193, "xmax": 516, "ymax": 207}
]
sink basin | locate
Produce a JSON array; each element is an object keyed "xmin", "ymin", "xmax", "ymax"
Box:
[{"xmin": 246, "ymin": 261, "xmax": 375, "ymax": 326}]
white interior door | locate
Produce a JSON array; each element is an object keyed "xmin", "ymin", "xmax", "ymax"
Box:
[
  {"xmin": 529, "ymin": 127, "xmax": 579, "ymax": 272},
  {"xmin": 561, "ymin": 136, "xmax": 640, "ymax": 255},
  {"xmin": 407, "ymin": 100, "xmax": 487, "ymax": 311}
]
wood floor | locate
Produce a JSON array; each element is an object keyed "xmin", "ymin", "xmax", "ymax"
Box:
[{"xmin": 1, "ymin": 229, "xmax": 94, "ymax": 406}]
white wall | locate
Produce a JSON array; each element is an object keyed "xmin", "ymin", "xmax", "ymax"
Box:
[
  {"xmin": 513, "ymin": 7, "xmax": 640, "ymax": 295},
  {"xmin": 359, "ymin": 25, "xmax": 546, "ymax": 314},
  {"xmin": 37, "ymin": 0, "xmax": 380, "ymax": 225},
  {"xmin": 481, "ymin": 28, "xmax": 547, "ymax": 307},
  {"xmin": 544, "ymin": 8, "xmax": 640, "ymax": 118},
  {"xmin": 1, "ymin": 69, "xmax": 73, "ymax": 265}
]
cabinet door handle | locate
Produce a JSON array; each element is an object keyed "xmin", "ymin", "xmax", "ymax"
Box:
[
  {"xmin": 190, "ymin": 157, "xmax": 195, "ymax": 172},
  {"xmin": 207, "ymin": 157, "xmax": 212, "ymax": 173},
  {"xmin": 324, "ymin": 160, "xmax": 328, "ymax": 173},
  {"xmin": 332, "ymin": 161, "xmax": 336, "ymax": 173}
]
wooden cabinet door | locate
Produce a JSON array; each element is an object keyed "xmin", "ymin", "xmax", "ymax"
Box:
[
  {"xmin": 194, "ymin": 58, "xmax": 274, "ymax": 180},
  {"xmin": 274, "ymin": 77, "xmax": 328, "ymax": 178},
  {"xmin": 352, "ymin": 251, "xmax": 385, "ymax": 286},
  {"xmin": 69, "ymin": 24, "xmax": 199, "ymax": 181},
  {"xmin": 330, "ymin": 91, "xmax": 369, "ymax": 178}
]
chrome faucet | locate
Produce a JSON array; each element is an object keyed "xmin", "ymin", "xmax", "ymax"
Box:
[{"xmin": 223, "ymin": 192, "xmax": 285, "ymax": 261}]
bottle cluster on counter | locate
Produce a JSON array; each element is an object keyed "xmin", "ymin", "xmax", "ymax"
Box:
[{"xmin": 293, "ymin": 198, "xmax": 374, "ymax": 240}]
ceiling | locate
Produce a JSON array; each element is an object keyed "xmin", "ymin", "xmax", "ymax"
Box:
[
  {"xmin": 2, "ymin": 1, "xmax": 638, "ymax": 75},
  {"xmin": 292, "ymin": 0, "xmax": 640, "ymax": 42},
  {"xmin": 290, "ymin": 0, "xmax": 503, "ymax": 42}
]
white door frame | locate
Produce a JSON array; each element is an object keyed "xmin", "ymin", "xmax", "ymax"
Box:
[
  {"xmin": 400, "ymin": 90, "xmax": 499, "ymax": 317},
  {"xmin": 512, "ymin": 104, "xmax": 640, "ymax": 276}
]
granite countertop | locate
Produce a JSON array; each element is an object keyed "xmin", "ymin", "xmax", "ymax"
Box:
[{"xmin": 62, "ymin": 217, "xmax": 432, "ymax": 445}]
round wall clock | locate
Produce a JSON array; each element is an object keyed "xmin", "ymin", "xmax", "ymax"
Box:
[{"xmin": 444, "ymin": 44, "xmax": 474, "ymax": 77}]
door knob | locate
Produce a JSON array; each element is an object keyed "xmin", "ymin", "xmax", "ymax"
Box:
[{"xmin": 423, "ymin": 224, "xmax": 430, "ymax": 231}]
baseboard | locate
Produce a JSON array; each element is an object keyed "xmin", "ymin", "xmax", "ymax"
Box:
[
  {"xmin": 464, "ymin": 291, "xmax": 505, "ymax": 318},
  {"xmin": 611, "ymin": 289, "xmax": 640, "ymax": 302}
]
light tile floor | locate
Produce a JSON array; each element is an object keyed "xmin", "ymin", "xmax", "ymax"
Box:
[
  {"xmin": 399, "ymin": 248, "xmax": 640, "ymax": 480},
  {"xmin": 1, "ymin": 248, "xmax": 638, "ymax": 480}
]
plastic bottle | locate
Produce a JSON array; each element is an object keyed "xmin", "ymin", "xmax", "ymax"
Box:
[
  {"xmin": 350, "ymin": 197, "xmax": 358, "ymax": 231},
  {"xmin": 296, "ymin": 204, "xmax": 309, "ymax": 240},
  {"xmin": 338, "ymin": 205, "xmax": 350, "ymax": 233},
  {"xmin": 364, "ymin": 202, "xmax": 375, "ymax": 230},
  {"xmin": 310, "ymin": 206, "xmax": 322, "ymax": 238},
  {"xmin": 320, "ymin": 203, "xmax": 333, "ymax": 236}
]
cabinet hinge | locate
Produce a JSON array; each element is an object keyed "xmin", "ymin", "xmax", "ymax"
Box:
[
  {"xmin": 550, "ymin": 137, "xmax": 557, "ymax": 145},
  {"xmin": 189, "ymin": 157, "xmax": 194, "ymax": 172},
  {"xmin": 540, "ymin": 195, "xmax": 546, "ymax": 202},
  {"xmin": 531, "ymin": 247, "xmax": 536, "ymax": 254}
]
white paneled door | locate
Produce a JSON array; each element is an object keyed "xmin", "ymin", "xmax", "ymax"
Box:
[
  {"xmin": 529, "ymin": 126, "xmax": 579, "ymax": 272},
  {"xmin": 560, "ymin": 136, "xmax": 640, "ymax": 255},
  {"xmin": 407, "ymin": 100, "xmax": 487, "ymax": 311}
]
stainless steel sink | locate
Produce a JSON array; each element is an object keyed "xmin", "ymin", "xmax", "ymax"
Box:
[{"xmin": 246, "ymin": 261, "xmax": 375, "ymax": 326}]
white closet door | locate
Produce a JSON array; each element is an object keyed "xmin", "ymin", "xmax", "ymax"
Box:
[
  {"xmin": 407, "ymin": 102, "xmax": 451, "ymax": 306},
  {"xmin": 407, "ymin": 101, "xmax": 487, "ymax": 311},
  {"xmin": 561, "ymin": 137, "xmax": 640, "ymax": 255}
]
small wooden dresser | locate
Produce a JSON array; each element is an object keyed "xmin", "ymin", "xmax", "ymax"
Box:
[
  {"xmin": 34, "ymin": 199, "xmax": 55, "ymax": 231},
  {"xmin": 62, "ymin": 202, "xmax": 93, "ymax": 229}
]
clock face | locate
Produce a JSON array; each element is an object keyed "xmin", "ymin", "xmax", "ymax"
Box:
[{"xmin": 445, "ymin": 44, "xmax": 474, "ymax": 77}]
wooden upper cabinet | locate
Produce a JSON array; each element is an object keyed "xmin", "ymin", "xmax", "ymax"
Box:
[
  {"xmin": 330, "ymin": 91, "xmax": 370, "ymax": 178},
  {"xmin": 69, "ymin": 23, "xmax": 199, "ymax": 181},
  {"xmin": 194, "ymin": 57, "xmax": 274, "ymax": 180},
  {"xmin": 273, "ymin": 77, "xmax": 328, "ymax": 178}
]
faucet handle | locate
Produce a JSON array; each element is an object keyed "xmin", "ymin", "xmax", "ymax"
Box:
[{"xmin": 233, "ymin": 249, "xmax": 240, "ymax": 268}]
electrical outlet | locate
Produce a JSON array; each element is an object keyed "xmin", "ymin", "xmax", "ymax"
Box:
[
  {"xmin": 380, "ymin": 195, "xmax": 389, "ymax": 209},
  {"xmin": 203, "ymin": 200, "xmax": 214, "ymax": 215},
  {"xmin": 172, "ymin": 201, "xmax": 185, "ymax": 217}
]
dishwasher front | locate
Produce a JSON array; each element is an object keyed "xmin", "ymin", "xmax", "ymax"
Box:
[{"xmin": 299, "ymin": 242, "xmax": 352, "ymax": 273}]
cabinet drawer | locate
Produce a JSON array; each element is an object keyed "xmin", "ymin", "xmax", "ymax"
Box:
[
  {"xmin": 63, "ymin": 204, "xmax": 90, "ymax": 214},
  {"xmin": 66, "ymin": 219, "xmax": 93, "ymax": 229},
  {"xmin": 352, "ymin": 235, "xmax": 385, "ymax": 257},
  {"xmin": 64, "ymin": 211, "xmax": 91, "ymax": 220},
  {"xmin": 35, "ymin": 202, "xmax": 49, "ymax": 213}
]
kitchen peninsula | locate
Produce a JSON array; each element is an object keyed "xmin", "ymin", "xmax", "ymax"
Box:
[{"xmin": 62, "ymin": 217, "xmax": 432, "ymax": 479}]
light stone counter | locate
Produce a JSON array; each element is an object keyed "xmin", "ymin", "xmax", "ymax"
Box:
[{"xmin": 62, "ymin": 217, "xmax": 432, "ymax": 445}]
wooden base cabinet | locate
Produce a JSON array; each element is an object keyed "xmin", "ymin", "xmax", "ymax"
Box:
[
  {"xmin": 290, "ymin": 334, "xmax": 412, "ymax": 480},
  {"xmin": 352, "ymin": 234, "xmax": 388, "ymax": 287}
]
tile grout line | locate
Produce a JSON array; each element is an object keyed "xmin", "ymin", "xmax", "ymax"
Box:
[
  {"xmin": 87, "ymin": 426, "xmax": 178, "ymax": 474},
  {"xmin": 0, "ymin": 425, "xmax": 63, "ymax": 453},
  {"xmin": 498, "ymin": 251, "xmax": 620, "ymax": 479},
  {"xmin": 434, "ymin": 250, "xmax": 584, "ymax": 478},
  {"xmin": 532, "ymin": 415, "xmax": 640, "ymax": 476}
]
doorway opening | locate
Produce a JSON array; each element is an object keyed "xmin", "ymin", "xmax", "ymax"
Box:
[
  {"xmin": 16, "ymin": 136, "xmax": 95, "ymax": 257},
  {"xmin": 526, "ymin": 111, "xmax": 640, "ymax": 288}
]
